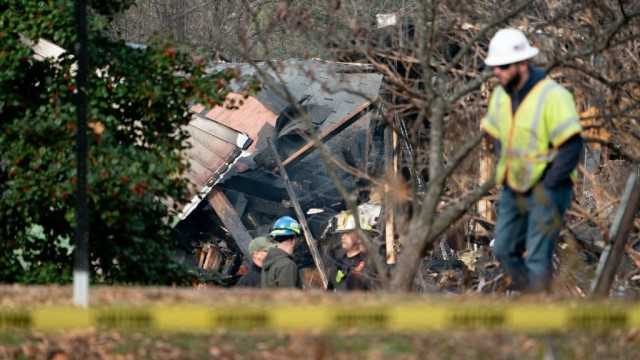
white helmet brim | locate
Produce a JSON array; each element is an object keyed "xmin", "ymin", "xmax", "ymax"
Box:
[{"xmin": 484, "ymin": 46, "xmax": 539, "ymax": 67}]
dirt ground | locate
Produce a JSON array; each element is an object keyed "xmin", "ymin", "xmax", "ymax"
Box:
[
  {"xmin": 2, "ymin": 329, "xmax": 640, "ymax": 359},
  {"xmin": 1, "ymin": 286, "xmax": 639, "ymax": 359}
]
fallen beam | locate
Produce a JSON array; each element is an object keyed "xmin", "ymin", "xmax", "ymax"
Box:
[
  {"xmin": 208, "ymin": 188, "xmax": 252, "ymax": 260},
  {"xmin": 591, "ymin": 166, "xmax": 640, "ymax": 297},
  {"xmin": 281, "ymin": 101, "xmax": 371, "ymax": 168},
  {"xmin": 269, "ymin": 138, "xmax": 330, "ymax": 289}
]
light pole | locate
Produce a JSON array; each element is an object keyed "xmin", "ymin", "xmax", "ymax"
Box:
[{"xmin": 73, "ymin": 0, "xmax": 89, "ymax": 307}]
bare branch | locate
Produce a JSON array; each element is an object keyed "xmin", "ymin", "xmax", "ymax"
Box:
[
  {"xmin": 584, "ymin": 138, "xmax": 640, "ymax": 163},
  {"xmin": 429, "ymin": 177, "xmax": 496, "ymax": 242},
  {"xmin": 440, "ymin": 0, "xmax": 532, "ymax": 84},
  {"xmin": 561, "ymin": 63, "xmax": 640, "ymax": 89},
  {"xmin": 546, "ymin": 8, "xmax": 640, "ymax": 72},
  {"xmin": 447, "ymin": 69, "xmax": 492, "ymax": 104}
]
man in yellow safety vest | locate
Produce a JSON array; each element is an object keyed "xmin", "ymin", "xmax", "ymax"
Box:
[{"xmin": 480, "ymin": 28, "xmax": 583, "ymax": 292}]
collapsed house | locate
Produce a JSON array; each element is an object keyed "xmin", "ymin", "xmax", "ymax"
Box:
[
  {"xmin": 22, "ymin": 34, "xmax": 391, "ymax": 285},
  {"xmin": 173, "ymin": 59, "xmax": 388, "ymax": 283}
]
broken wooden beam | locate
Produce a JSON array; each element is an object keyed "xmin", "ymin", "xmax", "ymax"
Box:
[
  {"xmin": 384, "ymin": 125, "xmax": 397, "ymax": 264},
  {"xmin": 208, "ymin": 188, "xmax": 252, "ymax": 260},
  {"xmin": 203, "ymin": 245, "xmax": 214, "ymax": 269},
  {"xmin": 476, "ymin": 138, "xmax": 496, "ymax": 236},
  {"xmin": 197, "ymin": 247, "xmax": 206, "ymax": 268},
  {"xmin": 591, "ymin": 166, "xmax": 640, "ymax": 297},
  {"xmin": 269, "ymin": 138, "xmax": 330, "ymax": 289},
  {"xmin": 281, "ymin": 101, "xmax": 371, "ymax": 168}
]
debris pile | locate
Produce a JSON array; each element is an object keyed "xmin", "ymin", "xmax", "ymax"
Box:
[
  {"xmin": 173, "ymin": 59, "xmax": 387, "ymax": 284},
  {"xmin": 172, "ymin": 58, "xmax": 640, "ymax": 296}
]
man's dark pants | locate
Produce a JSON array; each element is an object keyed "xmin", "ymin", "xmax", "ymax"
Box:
[{"xmin": 493, "ymin": 183, "xmax": 573, "ymax": 292}]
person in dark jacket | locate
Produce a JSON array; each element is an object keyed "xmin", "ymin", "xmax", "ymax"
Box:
[
  {"xmin": 261, "ymin": 216, "xmax": 303, "ymax": 289},
  {"xmin": 328, "ymin": 212, "xmax": 374, "ymax": 291},
  {"xmin": 236, "ymin": 236, "xmax": 275, "ymax": 288}
]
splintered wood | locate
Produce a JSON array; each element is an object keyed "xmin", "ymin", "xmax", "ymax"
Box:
[
  {"xmin": 197, "ymin": 244, "xmax": 222, "ymax": 270},
  {"xmin": 208, "ymin": 188, "xmax": 253, "ymax": 259},
  {"xmin": 476, "ymin": 137, "xmax": 495, "ymax": 237}
]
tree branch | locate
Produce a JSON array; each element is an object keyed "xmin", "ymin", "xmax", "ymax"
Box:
[
  {"xmin": 545, "ymin": 8, "xmax": 640, "ymax": 72},
  {"xmin": 447, "ymin": 70, "xmax": 492, "ymax": 104},
  {"xmin": 440, "ymin": 0, "xmax": 532, "ymax": 82},
  {"xmin": 428, "ymin": 177, "xmax": 496, "ymax": 241}
]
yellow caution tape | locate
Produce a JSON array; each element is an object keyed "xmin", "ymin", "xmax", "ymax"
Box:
[
  {"xmin": 33, "ymin": 307, "xmax": 92, "ymax": 330},
  {"xmin": 0, "ymin": 303, "xmax": 639, "ymax": 332}
]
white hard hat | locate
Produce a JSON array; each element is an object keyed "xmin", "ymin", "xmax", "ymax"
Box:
[
  {"xmin": 335, "ymin": 212, "xmax": 358, "ymax": 233},
  {"xmin": 333, "ymin": 204, "xmax": 381, "ymax": 234},
  {"xmin": 484, "ymin": 28, "xmax": 539, "ymax": 66}
]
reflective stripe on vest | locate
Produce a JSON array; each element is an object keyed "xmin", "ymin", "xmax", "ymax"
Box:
[{"xmin": 491, "ymin": 79, "xmax": 565, "ymax": 191}]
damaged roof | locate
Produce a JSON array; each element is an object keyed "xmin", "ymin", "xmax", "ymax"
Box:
[
  {"xmin": 179, "ymin": 59, "xmax": 383, "ymax": 219},
  {"xmin": 179, "ymin": 97, "xmax": 272, "ymax": 220},
  {"xmin": 210, "ymin": 59, "xmax": 382, "ymax": 131}
]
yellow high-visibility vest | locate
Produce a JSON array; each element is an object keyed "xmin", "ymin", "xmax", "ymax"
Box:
[{"xmin": 481, "ymin": 79, "xmax": 582, "ymax": 192}]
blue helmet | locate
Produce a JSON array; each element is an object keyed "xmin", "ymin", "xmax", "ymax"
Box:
[{"xmin": 270, "ymin": 216, "xmax": 302, "ymax": 238}]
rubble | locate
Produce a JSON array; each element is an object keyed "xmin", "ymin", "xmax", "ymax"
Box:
[
  {"xmin": 173, "ymin": 58, "xmax": 640, "ymax": 296},
  {"xmin": 174, "ymin": 59, "xmax": 386, "ymax": 285}
]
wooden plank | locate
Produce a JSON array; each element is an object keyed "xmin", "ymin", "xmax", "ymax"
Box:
[
  {"xmin": 384, "ymin": 125, "xmax": 397, "ymax": 264},
  {"xmin": 190, "ymin": 114, "xmax": 252, "ymax": 149},
  {"xmin": 204, "ymin": 246, "xmax": 220, "ymax": 270},
  {"xmin": 197, "ymin": 247, "xmax": 206, "ymax": 268},
  {"xmin": 208, "ymin": 188, "xmax": 252, "ymax": 260},
  {"xmin": 202, "ymin": 246, "xmax": 213, "ymax": 269},
  {"xmin": 269, "ymin": 138, "xmax": 330, "ymax": 289},
  {"xmin": 591, "ymin": 166, "xmax": 640, "ymax": 297},
  {"xmin": 281, "ymin": 101, "xmax": 371, "ymax": 168},
  {"xmin": 476, "ymin": 138, "xmax": 495, "ymax": 236},
  {"xmin": 385, "ymin": 210, "xmax": 396, "ymax": 264}
]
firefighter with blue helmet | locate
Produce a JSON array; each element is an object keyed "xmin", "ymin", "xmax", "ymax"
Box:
[
  {"xmin": 261, "ymin": 216, "xmax": 303, "ymax": 288},
  {"xmin": 269, "ymin": 216, "xmax": 301, "ymax": 238}
]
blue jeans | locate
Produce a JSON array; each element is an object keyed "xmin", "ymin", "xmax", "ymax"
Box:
[{"xmin": 493, "ymin": 183, "xmax": 573, "ymax": 292}]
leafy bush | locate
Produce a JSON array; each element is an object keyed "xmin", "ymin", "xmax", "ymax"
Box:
[{"xmin": 0, "ymin": 0, "xmax": 233, "ymax": 284}]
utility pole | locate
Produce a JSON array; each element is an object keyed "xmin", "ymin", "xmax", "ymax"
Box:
[{"xmin": 73, "ymin": 0, "xmax": 90, "ymax": 307}]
